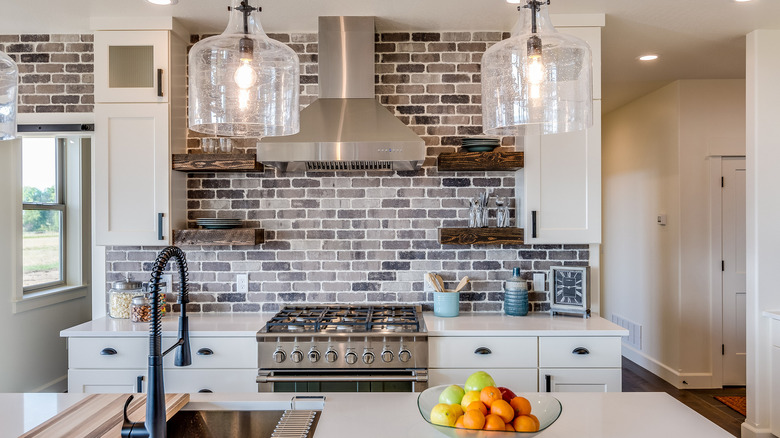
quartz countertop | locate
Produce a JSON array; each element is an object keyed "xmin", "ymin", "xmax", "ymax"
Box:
[
  {"xmin": 4, "ymin": 391, "xmax": 731, "ymax": 438},
  {"xmin": 423, "ymin": 312, "xmax": 628, "ymax": 336},
  {"xmin": 60, "ymin": 313, "xmax": 276, "ymax": 337},
  {"xmin": 762, "ymin": 310, "xmax": 780, "ymax": 321}
]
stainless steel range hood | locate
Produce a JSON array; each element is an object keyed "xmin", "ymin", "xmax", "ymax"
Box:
[{"xmin": 257, "ymin": 16, "xmax": 425, "ymax": 172}]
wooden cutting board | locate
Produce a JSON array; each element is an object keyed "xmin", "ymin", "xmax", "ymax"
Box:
[{"xmin": 20, "ymin": 393, "xmax": 190, "ymax": 438}]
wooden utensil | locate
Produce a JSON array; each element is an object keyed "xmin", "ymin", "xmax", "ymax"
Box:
[
  {"xmin": 434, "ymin": 274, "xmax": 446, "ymax": 292},
  {"xmin": 427, "ymin": 273, "xmax": 441, "ymax": 292},
  {"xmin": 454, "ymin": 276, "xmax": 470, "ymax": 293}
]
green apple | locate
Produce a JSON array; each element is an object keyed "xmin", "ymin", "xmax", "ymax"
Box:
[
  {"xmin": 438, "ymin": 384, "xmax": 465, "ymax": 405},
  {"xmin": 464, "ymin": 371, "xmax": 496, "ymax": 392},
  {"xmin": 430, "ymin": 403, "xmax": 458, "ymax": 427}
]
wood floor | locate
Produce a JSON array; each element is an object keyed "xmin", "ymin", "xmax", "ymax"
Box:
[{"xmin": 622, "ymin": 357, "xmax": 746, "ymax": 437}]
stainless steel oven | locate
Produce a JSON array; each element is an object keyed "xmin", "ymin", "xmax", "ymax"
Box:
[{"xmin": 256, "ymin": 305, "xmax": 429, "ymax": 393}]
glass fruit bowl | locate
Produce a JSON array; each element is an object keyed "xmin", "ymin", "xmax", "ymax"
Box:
[{"xmin": 417, "ymin": 385, "xmax": 562, "ymax": 437}]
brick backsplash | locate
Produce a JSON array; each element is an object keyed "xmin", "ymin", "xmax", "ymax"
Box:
[
  {"xmin": 105, "ymin": 31, "xmax": 589, "ymax": 314},
  {"xmin": 0, "ymin": 34, "xmax": 94, "ymax": 113}
]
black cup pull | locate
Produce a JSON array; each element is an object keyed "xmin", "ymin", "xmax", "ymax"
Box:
[
  {"xmin": 157, "ymin": 69, "xmax": 163, "ymax": 97},
  {"xmin": 197, "ymin": 348, "xmax": 214, "ymax": 356},
  {"xmin": 100, "ymin": 348, "xmax": 117, "ymax": 356},
  {"xmin": 545, "ymin": 374, "xmax": 552, "ymax": 392},
  {"xmin": 572, "ymin": 347, "xmax": 591, "ymax": 355},
  {"xmin": 198, "ymin": 389, "xmax": 213, "ymax": 393},
  {"xmin": 474, "ymin": 347, "xmax": 492, "ymax": 355}
]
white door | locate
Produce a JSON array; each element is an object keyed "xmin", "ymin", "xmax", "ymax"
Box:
[{"xmin": 722, "ymin": 157, "xmax": 746, "ymax": 386}]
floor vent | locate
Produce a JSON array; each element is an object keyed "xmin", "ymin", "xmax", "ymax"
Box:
[
  {"xmin": 271, "ymin": 410, "xmax": 318, "ymax": 438},
  {"xmin": 611, "ymin": 314, "xmax": 642, "ymax": 350}
]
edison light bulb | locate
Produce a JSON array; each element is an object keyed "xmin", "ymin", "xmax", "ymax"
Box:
[
  {"xmin": 528, "ymin": 55, "xmax": 544, "ymax": 99},
  {"xmin": 234, "ymin": 59, "xmax": 257, "ymax": 89}
]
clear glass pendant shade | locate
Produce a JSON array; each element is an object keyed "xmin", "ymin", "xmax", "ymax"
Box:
[
  {"xmin": 482, "ymin": 2, "xmax": 592, "ymax": 136},
  {"xmin": 188, "ymin": 0, "xmax": 300, "ymax": 137},
  {"xmin": 0, "ymin": 50, "xmax": 18, "ymax": 140}
]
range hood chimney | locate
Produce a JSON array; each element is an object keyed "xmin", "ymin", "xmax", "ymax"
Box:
[{"xmin": 257, "ymin": 17, "xmax": 425, "ymax": 172}]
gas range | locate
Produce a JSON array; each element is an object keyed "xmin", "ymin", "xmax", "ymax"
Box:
[{"xmin": 256, "ymin": 305, "xmax": 428, "ymax": 392}]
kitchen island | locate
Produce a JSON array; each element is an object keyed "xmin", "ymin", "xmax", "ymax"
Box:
[{"xmin": 5, "ymin": 391, "xmax": 732, "ymax": 437}]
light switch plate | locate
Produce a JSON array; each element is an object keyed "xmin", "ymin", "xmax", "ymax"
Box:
[
  {"xmin": 161, "ymin": 274, "xmax": 172, "ymax": 291},
  {"xmin": 532, "ymin": 273, "xmax": 545, "ymax": 292},
  {"xmin": 236, "ymin": 273, "xmax": 248, "ymax": 293}
]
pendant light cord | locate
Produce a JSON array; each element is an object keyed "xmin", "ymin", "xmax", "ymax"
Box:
[
  {"xmin": 231, "ymin": 1, "xmax": 261, "ymax": 36},
  {"xmin": 522, "ymin": 0, "xmax": 550, "ymax": 34}
]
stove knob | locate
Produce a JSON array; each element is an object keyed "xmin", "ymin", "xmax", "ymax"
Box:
[
  {"xmin": 290, "ymin": 350, "xmax": 303, "ymax": 363},
  {"xmin": 309, "ymin": 349, "xmax": 320, "ymax": 363},
  {"xmin": 398, "ymin": 349, "xmax": 412, "ymax": 363},
  {"xmin": 325, "ymin": 350, "xmax": 338, "ymax": 363},
  {"xmin": 362, "ymin": 351, "xmax": 375, "ymax": 365},
  {"xmin": 381, "ymin": 350, "xmax": 394, "ymax": 363},
  {"xmin": 345, "ymin": 352, "xmax": 358, "ymax": 365},
  {"xmin": 273, "ymin": 349, "xmax": 286, "ymax": 364}
]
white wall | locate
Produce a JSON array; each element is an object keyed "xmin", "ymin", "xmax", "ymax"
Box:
[
  {"xmin": 0, "ymin": 138, "xmax": 91, "ymax": 392},
  {"xmin": 602, "ymin": 79, "xmax": 746, "ymax": 389}
]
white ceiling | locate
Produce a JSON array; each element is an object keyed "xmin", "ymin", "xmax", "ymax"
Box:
[{"xmin": 2, "ymin": 0, "xmax": 779, "ymax": 113}]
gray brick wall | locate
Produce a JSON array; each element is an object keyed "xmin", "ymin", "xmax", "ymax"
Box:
[
  {"xmin": 0, "ymin": 34, "xmax": 94, "ymax": 113},
  {"xmin": 105, "ymin": 31, "xmax": 589, "ymax": 314}
]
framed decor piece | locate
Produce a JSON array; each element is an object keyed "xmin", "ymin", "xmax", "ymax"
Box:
[{"xmin": 549, "ymin": 266, "xmax": 590, "ymax": 318}]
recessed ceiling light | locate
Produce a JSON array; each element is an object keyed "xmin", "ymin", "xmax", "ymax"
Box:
[
  {"xmin": 735, "ymin": 0, "xmax": 752, "ymax": 2},
  {"xmin": 639, "ymin": 55, "xmax": 659, "ymax": 61},
  {"xmin": 506, "ymin": 0, "xmax": 522, "ymax": 3},
  {"xmin": 147, "ymin": 0, "xmax": 178, "ymax": 5}
]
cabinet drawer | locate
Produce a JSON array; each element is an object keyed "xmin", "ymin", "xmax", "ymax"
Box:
[
  {"xmin": 68, "ymin": 337, "xmax": 148, "ymax": 369},
  {"xmin": 429, "ymin": 337, "xmax": 537, "ymax": 368},
  {"xmin": 165, "ymin": 369, "xmax": 258, "ymax": 393},
  {"xmin": 162, "ymin": 337, "xmax": 257, "ymax": 369},
  {"xmin": 429, "ymin": 368, "xmax": 538, "ymax": 393},
  {"xmin": 539, "ymin": 337, "xmax": 621, "ymax": 368},
  {"xmin": 68, "ymin": 369, "xmax": 145, "ymax": 394},
  {"xmin": 539, "ymin": 368, "xmax": 622, "ymax": 393}
]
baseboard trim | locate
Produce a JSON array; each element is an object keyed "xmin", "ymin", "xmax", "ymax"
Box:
[
  {"xmin": 31, "ymin": 375, "xmax": 67, "ymax": 393},
  {"xmin": 741, "ymin": 421, "xmax": 773, "ymax": 438},
  {"xmin": 622, "ymin": 346, "xmax": 715, "ymax": 389}
]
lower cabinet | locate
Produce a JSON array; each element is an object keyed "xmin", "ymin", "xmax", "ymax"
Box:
[
  {"xmin": 771, "ymin": 320, "xmax": 780, "ymax": 437},
  {"xmin": 429, "ymin": 368, "xmax": 538, "ymax": 392},
  {"xmin": 539, "ymin": 368, "xmax": 621, "ymax": 393}
]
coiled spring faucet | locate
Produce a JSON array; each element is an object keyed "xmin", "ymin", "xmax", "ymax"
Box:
[{"xmin": 122, "ymin": 246, "xmax": 191, "ymax": 438}]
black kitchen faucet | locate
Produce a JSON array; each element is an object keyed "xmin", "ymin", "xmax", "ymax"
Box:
[{"xmin": 121, "ymin": 246, "xmax": 191, "ymax": 438}]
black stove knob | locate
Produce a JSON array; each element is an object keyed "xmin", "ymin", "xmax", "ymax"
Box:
[
  {"xmin": 398, "ymin": 349, "xmax": 412, "ymax": 363},
  {"xmin": 325, "ymin": 350, "xmax": 338, "ymax": 363},
  {"xmin": 345, "ymin": 351, "xmax": 358, "ymax": 365},
  {"xmin": 273, "ymin": 349, "xmax": 286, "ymax": 364},
  {"xmin": 290, "ymin": 350, "xmax": 303, "ymax": 363},
  {"xmin": 309, "ymin": 349, "xmax": 320, "ymax": 363},
  {"xmin": 362, "ymin": 351, "xmax": 375, "ymax": 365},
  {"xmin": 381, "ymin": 350, "xmax": 394, "ymax": 362}
]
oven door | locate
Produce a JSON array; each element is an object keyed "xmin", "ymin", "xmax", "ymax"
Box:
[{"xmin": 257, "ymin": 369, "xmax": 428, "ymax": 393}]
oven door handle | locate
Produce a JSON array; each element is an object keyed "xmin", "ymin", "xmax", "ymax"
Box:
[{"xmin": 257, "ymin": 372, "xmax": 428, "ymax": 384}]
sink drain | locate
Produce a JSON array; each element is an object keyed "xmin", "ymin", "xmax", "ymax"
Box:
[{"xmin": 271, "ymin": 410, "xmax": 318, "ymax": 438}]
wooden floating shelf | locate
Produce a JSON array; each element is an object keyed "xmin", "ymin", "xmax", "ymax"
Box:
[
  {"xmin": 173, "ymin": 228, "xmax": 265, "ymax": 246},
  {"xmin": 437, "ymin": 151, "xmax": 524, "ymax": 171},
  {"xmin": 172, "ymin": 153, "xmax": 263, "ymax": 172},
  {"xmin": 439, "ymin": 227, "xmax": 525, "ymax": 245}
]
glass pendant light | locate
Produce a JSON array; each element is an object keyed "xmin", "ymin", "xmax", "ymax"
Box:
[
  {"xmin": 482, "ymin": 0, "xmax": 592, "ymax": 136},
  {"xmin": 0, "ymin": 50, "xmax": 18, "ymax": 140},
  {"xmin": 189, "ymin": 0, "xmax": 299, "ymax": 137}
]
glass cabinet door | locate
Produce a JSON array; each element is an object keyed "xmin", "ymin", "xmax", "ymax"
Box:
[{"xmin": 94, "ymin": 31, "xmax": 169, "ymax": 103}]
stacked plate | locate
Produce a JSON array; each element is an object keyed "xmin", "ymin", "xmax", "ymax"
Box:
[
  {"xmin": 195, "ymin": 218, "xmax": 243, "ymax": 229},
  {"xmin": 460, "ymin": 137, "xmax": 501, "ymax": 152}
]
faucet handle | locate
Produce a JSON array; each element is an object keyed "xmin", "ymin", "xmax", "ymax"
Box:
[{"xmin": 121, "ymin": 395, "xmax": 146, "ymax": 438}]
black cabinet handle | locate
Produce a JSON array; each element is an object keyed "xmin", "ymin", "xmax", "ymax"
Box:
[
  {"xmin": 157, "ymin": 69, "xmax": 163, "ymax": 97},
  {"xmin": 136, "ymin": 375, "xmax": 145, "ymax": 393},
  {"xmin": 531, "ymin": 210, "xmax": 538, "ymax": 238},
  {"xmin": 197, "ymin": 348, "xmax": 214, "ymax": 356},
  {"xmin": 100, "ymin": 348, "xmax": 117, "ymax": 356},
  {"xmin": 572, "ymin": 347, "xmax": 590, "ymax": 355},
  {"xmin": 474, "ymin": 347, "xmax": 492, "ymax": 355},
  {"xmin": 545, "ymin": 374, "xmax": 551, "ymax": 392},
  {"xmin": 158, "ymin": 213, "xmax": 164, "ymax": 241},
  {"xmin": 198, "ymin": 389, "xmax": 213, "ymax": 393}
]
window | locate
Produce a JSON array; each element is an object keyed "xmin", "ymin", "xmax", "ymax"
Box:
[{"xmin": 22, "ymin": 137, "xmax": 65, "ymax": 291}]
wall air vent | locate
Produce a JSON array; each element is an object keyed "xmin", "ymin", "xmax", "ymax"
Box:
[{"xmin": 305, "ymin": 161, "xmax": 394, "ymax": 171}]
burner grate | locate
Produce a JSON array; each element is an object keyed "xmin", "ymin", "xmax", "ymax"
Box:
[{"xmin": 264, "ymin": 305, "xmax": 421, "ymax": 333}]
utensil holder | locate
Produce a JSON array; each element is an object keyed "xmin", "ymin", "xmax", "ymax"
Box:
[{"xmin": 433, "ymin": 291, "xmax": 460, "ymax": 317}]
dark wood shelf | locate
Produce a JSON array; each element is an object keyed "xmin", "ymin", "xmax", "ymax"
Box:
[
  {"xmin": 439, "ymin": 227, "xmax": 525, "ymax": 245},
  {"xmin": 437, "ymin": 151, "xmax": 524, "ymax": 171},
  {"xmin": 172, "ymin": 153, "xmax": 263, "ymax": 172},
  {"xmin": 173, "ymin": 229, "xmax": 265, "ymax": 246}
]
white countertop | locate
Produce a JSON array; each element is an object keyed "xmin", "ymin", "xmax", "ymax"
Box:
[
  {"xmin": 3, "ymin": 391, "xmax": 731, "ymax": 438},
  {"xmin": 60, "ymin": 313, "xmax": 276, "ymax": 337},
  {"xmin": 762, "ymin": 310, "xmax": 780, "ymax": 321},
  {"xmin": 424, "ymin": 312, "xmax": 628, "ymax": 336}
]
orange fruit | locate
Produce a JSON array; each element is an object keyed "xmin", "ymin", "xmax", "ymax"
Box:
[
  {"xmin": 528, "ymin": 414, "xmax": 540, "ymax": 429},
  {"xmin": 483, "ymin": 414, "xmax": 505, "ymax": 431},
  {"xmin": 513, "ymin": 415, "xmax": 539, "ymax": 432},
  {"xmin": 480, "ymin": 386, "xmax": 502, "ymax": 408},
  {"xmin": 455, "ymin": 416, "xmax": 466, "ymax": 429},
  {"xmin": 505, "ymin": 422, "xmax": 515, "ymax": 432},
  {"xmin": 490, "ymin": 399, "xmax": 514, "ymax": 423},
  {"xmin": 510, "ymin": 396, "xmax": 532, "ymax": 416},
  {"xmin": 462, "ymin": 410, "xmax": 486, "ymax": 430},
  {"xmin": 465, "ymin": 401, "xmax": 487, "ymax": 415}
]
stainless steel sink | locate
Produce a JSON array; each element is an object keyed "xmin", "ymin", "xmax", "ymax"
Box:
[{"xmin": 166, "ymin": 410, "xmax": 319, "ymax": 438}]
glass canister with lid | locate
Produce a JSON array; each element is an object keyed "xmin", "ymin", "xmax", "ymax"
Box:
[
  {"xmin": 108, "ymin": 280, "xmax": 143, "ymax": 319},
  {"xmin": 131, "ymin": 295, "xmax": 152, "ymax": 323}
]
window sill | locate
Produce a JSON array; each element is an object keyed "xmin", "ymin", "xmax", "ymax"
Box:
[{"xmin": 12, "ymin": 284, "xmax": 88, "ymax": 314}]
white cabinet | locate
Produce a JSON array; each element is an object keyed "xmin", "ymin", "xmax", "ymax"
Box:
[
  {"xmin": 539, "ymin": 336, "xmax": 622, "ymax": 393},
  {"xmin": 93, "ymin": 25, "xmax": 187, "ymax": 246},
  {"xmin": 429, "ymin": 369, "xmax": 538, "ymax": 393},
  {"xmin": 772, "ymin": 320, "xmax": 780, "ymax": 436}
]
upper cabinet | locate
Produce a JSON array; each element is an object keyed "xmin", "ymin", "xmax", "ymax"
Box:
[{"xmin": 94, "ymin": 30, "xmax": 170, "ymax": 103}]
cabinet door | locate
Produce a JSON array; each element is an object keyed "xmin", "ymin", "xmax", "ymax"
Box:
[
  {"xmin": 94, "ymin": 31, "xmax": 169, "ymax": 103},
  {"xmin": 539, "ymin": 368, "xmax": 621, "ymax": 393},
  {"xmin": 772, "ymin": 346, "xmax": 780, "ymax": 437},
  {"xmin": 522, "ymin": 101, "xmax": 602, "ymax": 244},
  {"xmin": 68, "ymin": 369, "xmax": 146, "ymax": 394},
  {"xmin": 165, "ymin": 369, "xmax": 259, "ymax": 393},
  {"xmin": 95, "ymin": 103, "xmax": 172, "ymax": 246},
  {"xmin": 429, "ymin": 368, "xmax": 538, "ymax": 393}
]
